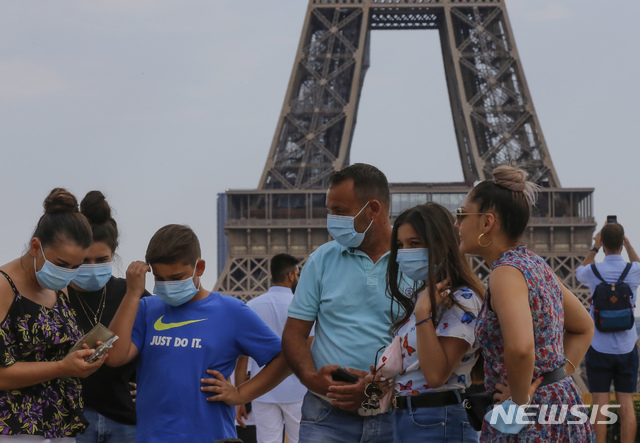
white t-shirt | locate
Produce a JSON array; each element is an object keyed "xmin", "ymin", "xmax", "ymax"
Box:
[
  {"xmin": 394, "ymin": 287, "xmax": 482, "ymax": 395},
  {"xmin": 247, "ymin": 286, "xmax": 312, "ymax": 403}
]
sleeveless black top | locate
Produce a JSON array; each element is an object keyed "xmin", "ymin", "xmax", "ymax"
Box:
[{"xmin": 0, "ymin": 270, "xmax": 87, "ymax": 437}]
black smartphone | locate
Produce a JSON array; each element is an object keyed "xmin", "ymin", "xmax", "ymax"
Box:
[
  {"xmin": 331, "ymin": 367, "xmax": 359, "ymax": 384},
  {"xmin": 607, "ymin": 215, "xmax": 617, "ymax": 224}
]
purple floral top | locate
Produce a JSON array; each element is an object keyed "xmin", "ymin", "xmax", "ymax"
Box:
[{"xmin": 0, "ymin": 271, "xmax": 86, "ymax": 437}]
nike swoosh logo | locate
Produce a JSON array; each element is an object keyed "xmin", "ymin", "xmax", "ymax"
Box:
[{"xmin": 153, "ymin": 316, "xmax": 207, "ymax": 331}]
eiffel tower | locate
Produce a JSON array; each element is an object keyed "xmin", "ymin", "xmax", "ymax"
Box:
[{"xmin": 214, "ymin": 0, "xmax": 596, "ymax": 308}]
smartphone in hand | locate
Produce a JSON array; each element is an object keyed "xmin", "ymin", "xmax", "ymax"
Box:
[
  {"xmin": 331, "ymin": 367, "xmax": 359, "ymax": 384},
  {"xmin": 607, "ymin": 215, "xmax": 617, "ymax": 224}
]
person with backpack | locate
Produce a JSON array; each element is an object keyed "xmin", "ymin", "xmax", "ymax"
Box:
[{"xmin": 577, "ymin": 222, "xmax": 640, "ymax": 443}]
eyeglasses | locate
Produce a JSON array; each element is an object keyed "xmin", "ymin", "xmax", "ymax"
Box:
[
  {"xmin": 361, "ymin": 346, "xmax": 386, "ymax": 410},
  {"xmin": 455, "ymin": 207, "xmax": 489, "ymax": 222}
]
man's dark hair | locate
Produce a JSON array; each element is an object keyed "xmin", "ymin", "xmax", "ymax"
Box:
[
  {"xmin": 146, "ymin": 224, "xmax": 201, "ymax": 266},
  {"xmin": 602, "ymin": 223, "xmax": 624, "ymax": 251},
  {"xmin": 271, "ymin": 253, "xmax": 300, "ymax": 284},
  {"xmin": 328, "ymin": 163, "xmax": 390, "ymax": 209}
]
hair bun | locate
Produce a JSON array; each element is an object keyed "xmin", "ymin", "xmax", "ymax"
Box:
[
  {"xmin": 493, "ymin": 165, "xmax": 527, "ymax": 192},
  {"xmin": 492, "ymin": 165, "xmax": 539, "ymax": 205},
  {"xmin": 43, "ymin": 188, "xmax": 79, "ymax": 214},
  {"xmin": 80, "ymin": 190, "xmax": 111, "ymax": 224}
]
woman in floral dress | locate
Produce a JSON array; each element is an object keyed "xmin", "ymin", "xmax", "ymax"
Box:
[
  {"xmin": 0, "ymin": 188, "xmax": 106, "ymax": 442},
  {"xmin": 455, "ymin": 165, "xmax": 595, "ymax": 442}
]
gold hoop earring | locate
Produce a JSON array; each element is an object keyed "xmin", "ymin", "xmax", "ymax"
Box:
[{"xmin": 477, "ymin": 233, "xmax": 492, "ymax": 248}]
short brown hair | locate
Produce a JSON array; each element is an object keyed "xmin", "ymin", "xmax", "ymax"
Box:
[
  {"xmin": 602, "ymin": 223, "xmax": 624, "ymax": 251},
  {"xmin": 145, "ymin": 224, "xmax": 201, "ymax": 265},
  {"xmin": 328, "ymin": 163, "xmax": 390, "ymax": 209}
]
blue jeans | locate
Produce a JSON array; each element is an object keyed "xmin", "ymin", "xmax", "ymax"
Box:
[
  {"xmin": 77, "ymin": 408, "xmax": 136, "ymax": 443},
  {"xmin": 393, "ymin": 402, "xmax": 478, "ymax": 443},
  {"xmin": 299, "ymin": 392, "xmax": 394, "ymax": 443}
]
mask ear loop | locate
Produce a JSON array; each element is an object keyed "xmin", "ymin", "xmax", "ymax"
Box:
[
  {"xmin": 34, "ymin": 241, "xmax": 46, "ymax": 273},
  {"xmin": 354, "ymin": 201, "xmax": 370, "ymax": 218},
  {"xmin": 355, "ymin": 201, "xmax": 374, "ymax": 235},
  {"xmin": 193, "ymin": 260, "xmax": 202, "ymax": 290}
]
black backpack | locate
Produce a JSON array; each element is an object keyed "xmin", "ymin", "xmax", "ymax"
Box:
[{"xmin": 590, "ymin": 263, "xmax": 635, "ymax": 332}]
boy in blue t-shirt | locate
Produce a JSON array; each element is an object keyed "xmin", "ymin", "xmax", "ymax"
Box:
[{"xmin": 106, "ymin": 224, "xmax": 289, "ymax": 443}]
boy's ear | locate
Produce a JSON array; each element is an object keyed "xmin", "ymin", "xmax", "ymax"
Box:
[{"xmin": 195, "ymin": 259, "xmax": 206, "ymax": 277}]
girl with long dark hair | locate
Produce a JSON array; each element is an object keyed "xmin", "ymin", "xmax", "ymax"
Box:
[{"xmin": 387, "ymin": 202, "xmax": 484, "ymax": 442}]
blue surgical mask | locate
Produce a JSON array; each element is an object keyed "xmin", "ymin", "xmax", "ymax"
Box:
[
  {"xmin": 327, "ymin": 202, "xmax": 373, "ymax": 248},
  {"xmin": 396, "ymin": 248, "xmax": 430, "ymax": 281},
  {"xmin": 484, "ymin": 399, "xmax": 528, "ymax": 434},
  {"xmin": 153, "ymin": 262, "xmax": 201, "ymax": 307},
  {"xmin": 34, "ymin": 244, "xmax": 80, "ymax": 291},
  {"xmin": 72, "ymin": 262, "xmax": 113, "ymax": 291}
]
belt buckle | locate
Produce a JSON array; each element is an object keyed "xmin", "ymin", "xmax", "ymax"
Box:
[{"xmin": 392, "ymin": 396, "xmax": 398, "ymax": 409}]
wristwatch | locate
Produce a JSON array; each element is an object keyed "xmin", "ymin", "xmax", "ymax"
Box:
[{"xmin": 590, "ymin": 246, "xmax": 600, "ymax": 253}]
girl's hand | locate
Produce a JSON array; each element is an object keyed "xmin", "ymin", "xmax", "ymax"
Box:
[
  {"xmin": 415, "ymin": 279, "xmax": 451, "ymax": 315},
  {"xmin": 494, "ymin": 376, "xmax": 543, "ymax": 406}
]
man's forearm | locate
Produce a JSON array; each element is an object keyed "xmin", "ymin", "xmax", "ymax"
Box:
[
  {"xmin": 580, "ymin": 249, "xmax": 597, "ymax": 266},
  {"xmin": 282, "ymin": 333, "xmax": 316, "ymax": 386},
  {"xmin": 625, "ymin": 239, "xmax": 640, "ymax": 262},
  {"xmin": 282, "ymin": 318, "xmax": 316, "ymax": 387}
]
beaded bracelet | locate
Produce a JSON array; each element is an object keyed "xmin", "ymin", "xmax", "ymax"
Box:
[{"xmin": 415, "ymin": 317, "xmax": 432, "ymax": 326}]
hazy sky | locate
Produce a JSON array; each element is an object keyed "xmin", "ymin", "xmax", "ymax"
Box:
[{"xmin": 1, "ymin": 0, "xmax": 639, "ymax": 293}]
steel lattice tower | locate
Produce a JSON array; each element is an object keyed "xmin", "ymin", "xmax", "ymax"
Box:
[
  {"xmin": 259, "ymin": 0, "xmax": 560, "ymax": 190},
  {"xmin": 215, "ymin": 0, "xmax": 596, "ymax": 319}
]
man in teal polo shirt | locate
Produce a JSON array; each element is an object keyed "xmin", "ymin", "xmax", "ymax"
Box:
[{"xmin": 283, "ymin": 163, "xmax": 405, "ymax": 443}]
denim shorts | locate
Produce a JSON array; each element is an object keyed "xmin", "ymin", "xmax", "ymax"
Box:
[{"xmin": 585, "ymin": 345, "xmax": 639, "ymax": 393}]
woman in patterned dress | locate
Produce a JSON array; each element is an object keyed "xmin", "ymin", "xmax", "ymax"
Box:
[
  {"xmin": 0, "ymin": 188, "xmax": 106, "ymax": 442},
  {"xmin": 455, "ymin": 165, "xmax": 595, "ymax": 442},
  {"xmin": 386, "ymin": 202, "xmax": 485, "ymax": 442}
]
